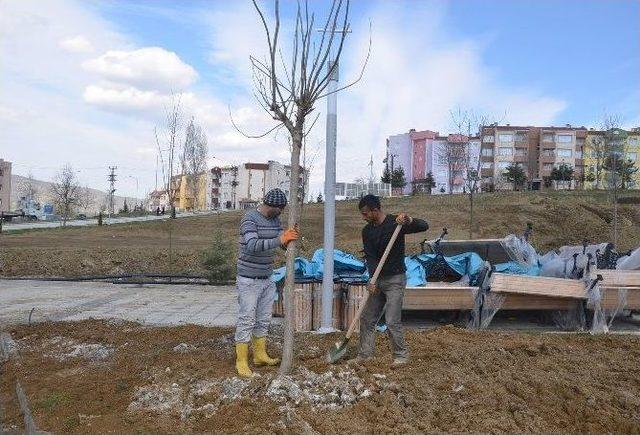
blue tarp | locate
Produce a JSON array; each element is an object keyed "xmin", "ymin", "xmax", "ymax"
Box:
[
  {"xmin": 494, "ymin": 261, "xmax": 541, "ymax": 276},
  {"xmin": 270, "ymin": 249, "xmax": 486, "ymax": 286},
  {"xmin": 413, "ymin": 252, "xmax": 485, "ymax": 285}
]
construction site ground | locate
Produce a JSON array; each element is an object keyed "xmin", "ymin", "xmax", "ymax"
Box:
[{"xmin": 2, "ymin": 317, "xmax": 640, "ymax": 433}]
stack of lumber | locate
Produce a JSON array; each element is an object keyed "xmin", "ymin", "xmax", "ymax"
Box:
[
  {"xmin": 489, "ymin": 273, "xmax": 586, "ymax": 310},
  {"xmin": 591, "ymin": 269, "xmax": 640, "ymax": 310},
  {"xmin": 403, "ymin": 284, "xmax": 477, "ymax": 310}
]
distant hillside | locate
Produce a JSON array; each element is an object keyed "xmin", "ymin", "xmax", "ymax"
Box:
[{"xmin": 10, "ymin": 174, "xmax": 143, "ymax": 215}]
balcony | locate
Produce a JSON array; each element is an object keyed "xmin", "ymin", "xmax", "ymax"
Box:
[
  {"xmin": 480, "ymin": 168, "xmax": 494, "ymax": 177},
  {"xmin": 514, "ymin": 155, "xmax": 528, "ymax": 163},
  {"xmin": 540, "ymin": 155, "xmax": 556, "ymax": 164}
]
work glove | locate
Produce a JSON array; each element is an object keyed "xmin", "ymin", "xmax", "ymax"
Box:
[
  {"xmin": 366, "ymin": 282, "xmax": 378, "ymax": 295},
  {"xmin": 396, "ymin": 213, "xmax": 412, "ymax": 225},
  {"xmin": 280, "ymin": 227, "xmax": 300, "ymax": 247}
]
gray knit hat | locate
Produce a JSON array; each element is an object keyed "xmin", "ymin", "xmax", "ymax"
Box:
[{"xmin": 264, "ymin": 188, "xmax": 288, "ymax": 207}]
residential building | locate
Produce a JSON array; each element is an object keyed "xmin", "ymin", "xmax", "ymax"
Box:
[
  {"xmin": 148, "ymin": 189, "xmax": 170, "ymax": 212},
  {"xmin": 479, "ymin": 124, "xmax": 587, "ymax": 190},
  {"xmin": 0, "ymin": 159, "xmax": 11, "ymax": 213},
  {"xmin": 335, "ymin": 182, "xmax": 391, "ymax": 200},
  {"xmin": 386, "ymin": 129, "xmax": 480, "ymax": 195},
  {"xmin": 212, "ymin": 161, "xmax": 308, "ymax": 210},
  {"xmin": 583, "ymin": 127, "xmax": 640, "ymax": 190}
]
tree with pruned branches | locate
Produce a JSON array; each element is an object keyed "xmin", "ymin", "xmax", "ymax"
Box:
[
  {"xmin": 447, "ymin": 108, "xmax": 502, "ymax": 239},
  {"xmin": 182, "ymin": 117, "xmax": 208, "ymax": 210},
  {"xmin": 50, "ymin": 164, "xmax": 81, "ymax": 227},
  {"xmin": 234, "ymin": 0, "xmax": 370, "ymax": 374},
  {"xmin": 156, "ymin": 94, "xmax": 183, "ymax": 217}
]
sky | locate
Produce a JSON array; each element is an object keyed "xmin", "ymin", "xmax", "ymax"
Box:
[{"xmin": 1, "ymin": 0, "xmax": 639, "ymax": 199}]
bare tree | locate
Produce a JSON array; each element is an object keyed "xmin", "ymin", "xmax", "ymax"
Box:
[
  {"xmin": 50, "ymin": 164, "xmax": 81, "ymax": 226},
  {"xmin": 238, "ymin": 0, "xmax": 370, "ymax": 374},
  {"xmin": 156, "ymin": 94, "xmax": 184, "ymax": 217},
  {"xmin": 182, "ymin": 117, "xmax": 208, "ymax": 210},
  {"xmin": 79, "ymin": 186, "xmax": 95, "ymax": 214},
  {"xmin": 599, "ymin": 114, "xmax": 623, "ymax": 248},
  {"xmin": 18, "ymin": 171, "xmax": 39, "ymax": 201}
]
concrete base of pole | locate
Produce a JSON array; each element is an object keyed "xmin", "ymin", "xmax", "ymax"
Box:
[{"xmin": 314, "ymin": 326, "xmax": 339, "ymax": 334}]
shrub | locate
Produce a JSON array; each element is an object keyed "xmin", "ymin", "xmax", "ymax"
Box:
[{"xmin": 202, "ymin": 231, "xmax": 236, "ymax": 283}]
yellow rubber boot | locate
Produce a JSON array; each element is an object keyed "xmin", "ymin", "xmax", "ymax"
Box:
[
  {"xmin": 235, "ymin": 343, "xmax": 254, "ymax": 378},
  {"xmin": 252, "ymin": 336, "xmax": 280, "ymax": 366}
]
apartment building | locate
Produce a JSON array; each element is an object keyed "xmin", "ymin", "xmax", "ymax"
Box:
[
  {"xmin": 213, "ymin": 161, "xmax": 308, "ymax": 210},
  {"xmin": 583, "ymin": 127, "xmax": 640, "ymax": 189},
  {"xmin": 478, "ymin": 124, "xmax": 587, "ymax": 190},
  {"xmin": 0, "ymin": 159, "xmax": 12, "ymax": 213},
  {"xmin": 386, "ymin": 129, "xmax": 480, "ymax": 195}
]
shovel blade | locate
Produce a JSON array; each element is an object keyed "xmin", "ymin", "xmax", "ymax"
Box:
[{"xmin": 326, "ymin": 338, "xmax": 349, "ymax": 364}]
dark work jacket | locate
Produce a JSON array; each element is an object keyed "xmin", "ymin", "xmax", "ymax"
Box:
[{"xmin": 362, "ymin": 214, "xmax": 429, "ymax": 278}]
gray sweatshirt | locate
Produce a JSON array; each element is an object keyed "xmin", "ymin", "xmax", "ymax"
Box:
[{"xmin": 237, "ymin": 209, "xmax": 282, "ymax": 278}]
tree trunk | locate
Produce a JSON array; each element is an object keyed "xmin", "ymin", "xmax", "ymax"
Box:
[
  {"xmin": 468, "ymin": 191, "xmax": 473, "ymax": 240},
  {"xmin": 279, "ymin": 128, "xmax": 302, "ymax": 375}
]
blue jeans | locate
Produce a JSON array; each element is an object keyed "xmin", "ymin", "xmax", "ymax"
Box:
[{"xmin": 234, "ymin": 276, "xmax": 276, "ymax": 343}]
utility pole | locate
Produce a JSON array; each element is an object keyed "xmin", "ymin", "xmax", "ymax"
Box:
[
  {"xmin": 108, "ymin": 166, "xmax": 117, "ymax": 218},
  {"xmin": 318, "ymin": 27, "xmax": 350, "ymax": 333}
]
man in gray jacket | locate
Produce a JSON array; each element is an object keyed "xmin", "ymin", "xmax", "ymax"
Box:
[{"xmin": 235, "ymin": 188, "xmax": 299, "ymax": 377}]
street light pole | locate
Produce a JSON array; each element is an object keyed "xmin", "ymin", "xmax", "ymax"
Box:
[{"xmin": 318, "ymin": 28, "xmax": 350, "ymax": 333}]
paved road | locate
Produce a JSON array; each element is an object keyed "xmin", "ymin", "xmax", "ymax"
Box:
[
  {"xmin": 0, "ymin": 279, "xmax": 237, "ymax": 327},
  {"xmin": 1, "ymin": 210, "xmax": 218, "ymax": 232}
]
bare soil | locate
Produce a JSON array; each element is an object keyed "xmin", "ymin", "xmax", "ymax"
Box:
[
  {"xmin": 2, "ymin": 319, "xmax": 640, "ymax": 433},
  {"xmin": 2, "ymin": 191, "xmax": 640, "ymax": 278}
]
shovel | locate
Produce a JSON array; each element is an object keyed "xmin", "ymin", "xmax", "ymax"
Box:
[{"xmin": 327, "ymin": 224, "xmax": 403, "ymax": 364}]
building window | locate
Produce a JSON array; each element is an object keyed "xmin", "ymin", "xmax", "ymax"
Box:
[
  {"xmin": 514, "ymin": 149, "xmax": 526, "ymax": 157},
  {"xmin": 557, "ymin": 149, "xmax": 573, "ymax": 158},
  {"xmin": 556, "ymin": 134, "xmax": 573, "ymax": 143},
  {"xmin": 498, "ymin": 147, "xmax": 513, "ymax": 156},
  {"xmin": 481, "ymin": 148, "xmax": 493, "ymax": 157},
  {"xmin": 498, "ymin": 134, "xmax": 513, "ymax": 143},
  {"xmin": 627, "ymin": 152, "xmax": 637, "ymax": 162},
  {"xmin": 483, "ymin": 135, "xmax": 494, "ymax": 143},
  {"xmin": 542, "ymin": 150, "xmax": 555, "ymax": 157},
  {"xmin": 543, "ymin": 133, "xmax": 554, "ymax": 142},
  {"xmin": 515, "ymin": 133, "xmax": 527, "ymax": 142},
  {"xmin": 481, "ymin": 162, "xmax": 492, "ymax": 169},
  {"xmin": 543, "ymin": 163, "xmax": 554, "ymax": 171},
  {"xmin": 497, "ymin": 161, "xmax": 510, "ymax": 169}
]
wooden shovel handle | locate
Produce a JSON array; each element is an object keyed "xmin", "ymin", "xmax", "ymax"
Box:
[{"xmin": 345, "ymin": 224, "xmax": 403, "ymax": 339}]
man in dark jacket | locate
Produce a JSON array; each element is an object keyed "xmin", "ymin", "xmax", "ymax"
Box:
[{"xmin": 357, "ymin": 194, "xmax": 428, "ymax": 366}]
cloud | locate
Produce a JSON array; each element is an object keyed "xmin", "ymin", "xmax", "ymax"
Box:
[
  {"xmin": 83, "ymin": 84, "xmax": 171, "ymax": 112},
  {"xmin": 83, "ymin": 47, "xmax": 198, "ymax": 92},
  {"xmin": 59, "ymin": 35, "xmax": 94, "ymax": 53}
]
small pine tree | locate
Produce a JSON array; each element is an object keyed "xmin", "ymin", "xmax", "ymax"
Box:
[
  {"xmin": 391, "ymin": 167, "xmax": 407, "ymax": 188},
  {"xmin": 381, "ymin": 166, "xmax": 391, "ymax": 184},
  {"xmin": 202, "ymin": 231, "xmax": 237, "ymax": 283}
]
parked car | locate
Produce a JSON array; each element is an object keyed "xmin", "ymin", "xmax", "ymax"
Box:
[{"xmin": 76, "ymin": 213, "xmax": 87, "ymax": 220}]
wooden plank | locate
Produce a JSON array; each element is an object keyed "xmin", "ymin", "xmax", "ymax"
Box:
[
  {"xmin": 501, "ymin": 294, "xmax": 581, "ymax": 310},
  {"xmin": 403, "ymin": 287, "xmax": 476, "ymax": 310},
  {"xmin": 594, "ymin": 269, "xmax": 640, "ymax": 287},
  {"xmin": 490, "ymin": 273, "xmax": 587, "ymax": 299},
  {"xmin": 343, "ymin": 285, "xmax": 367, "ymax": 334},
  {"xmin": 16, "ymin": 381, "xmax": 38, "ymax": 435},
  {"xmin": 312, "ymin": 283, "xmax": 344, "ymax": 330},
  {"xmin": 293, "ymin": 284, "xmax": 313, "ymax": 332},
  {"xmin": 598, "ymin": 287, "xmax": 640, "ymax": 310}
]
